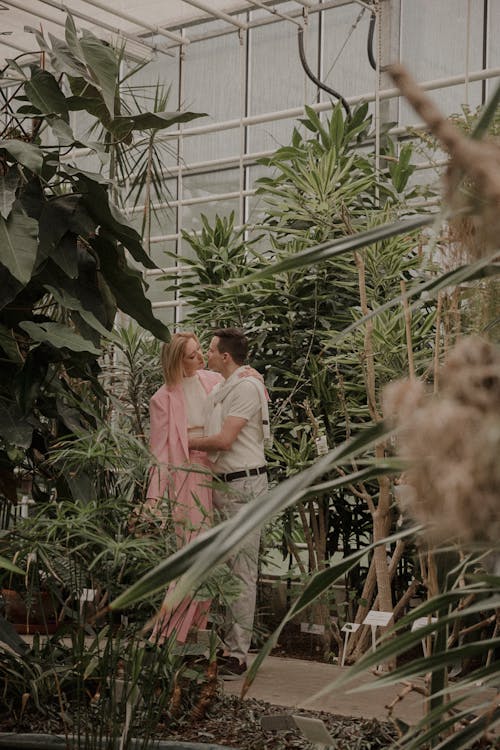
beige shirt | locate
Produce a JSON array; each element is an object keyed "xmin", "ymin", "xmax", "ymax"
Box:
[
  {"xmin": 210, "ymin": 377, "xmax": 266, "ymax": 474},
  {"xmin": 182, "ymin": 374, "xmax": 207, "ymax": 438}
]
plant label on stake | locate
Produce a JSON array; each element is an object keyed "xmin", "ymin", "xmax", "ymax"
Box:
[
  {"xmin": 340, "ymin": 622, "xmax": 360, "ymax": 667},
  {"xmin": 262, "ymin": 713, "xmax": 335, "ymax": 748},
  {"xmin": 300, "ymin": 622, "xmax": 325, "ymax": 635},
  {"xmin": 411, "ymin": 616, "xmax": 438, "ymax": 657},
  {"xmin": 363, "ymin": 610, "xmax": 393, "ymax": 652}
]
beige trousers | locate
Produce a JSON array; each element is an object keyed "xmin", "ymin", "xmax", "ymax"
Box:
[{"xmin": 213, "ymin": 472, "xmax": 268, "ymax": 663}]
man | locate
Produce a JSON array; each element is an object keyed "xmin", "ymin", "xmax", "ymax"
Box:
[{"xmin": 188, "ymin": 327, "xmax": 269, "ymax": 679}]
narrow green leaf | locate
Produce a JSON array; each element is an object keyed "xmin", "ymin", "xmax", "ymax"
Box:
[
  {"xmin": 110, "ymin": 524, "xmax": 228, "ymax": 609},
  {"xmin": 111, "ymin": 109, "xmax": 206, "ymax": 134},
  {"xmin": 75, "ymin": 174, "xmax": 156, "ymax": 268},
  {"xmin": 235, "ymin": 214, "xmax": 435, "ymax": 282},
  {"xmin": 0, "ymin": 323, "xmax": 22, "ymax": 363},
  {"xmin": 0, "ymin": 556, "xmax": 24, "ymax": 575}
]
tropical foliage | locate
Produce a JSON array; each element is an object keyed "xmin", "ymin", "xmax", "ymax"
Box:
[
  {"xmin": 114, "ymin": 73, "xmax": 500, "ymax": 749},
  {"xmin": 165, "ymin": 102, "xmax": 437, "ymax": 653},
  {"xmin": 0, "ymin": 15, "xmax": 205, "ymax": 513}
]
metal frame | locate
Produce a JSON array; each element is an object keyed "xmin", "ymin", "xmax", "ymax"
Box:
[
  {"xmin": 2, "ymin": 0, "xmax": 498, "ymax": 324},
  {"xmin": 0, "ymin": 1, "xmax": 342, "ymax": 63}
]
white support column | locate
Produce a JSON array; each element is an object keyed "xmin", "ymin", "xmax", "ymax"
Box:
[{"xmin": 379, "ymin": 0, "xmax": 402, "ymax": 128}]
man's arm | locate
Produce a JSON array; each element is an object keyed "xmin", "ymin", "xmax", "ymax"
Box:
[{"xmin": 189, "ymin": 415, "xmax": 247, "ymax": 452}]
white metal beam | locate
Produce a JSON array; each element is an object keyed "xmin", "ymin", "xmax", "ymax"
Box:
[
  {"xmin": 0, "ymin": 37, "xmax": 33, "ymax": 54},
  {"xmin": 77, "ymin": 0, "xmax": 188, "ymax": 45},
  {"xmin": 2, "ymin": 0, "xmax": 65, "ymax": 31},
  {"xmin": 33, "ymin": 0, "xmax": 165, "ymax": 56},
  {"xmin": 181, "ymin": 0, "xmax": 248, "ymax": 29},
  {"xmin": 159, "ymin": 65, "xmax": 500, "ymax": 139},
  {"xmin": 243, "ymin": 0, "xmax": 303, "ymax": 27}
]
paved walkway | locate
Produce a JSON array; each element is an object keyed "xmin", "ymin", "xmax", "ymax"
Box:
[{"xmin": 223, "ymin": 655, "xmax": 433, "ymax": 725}]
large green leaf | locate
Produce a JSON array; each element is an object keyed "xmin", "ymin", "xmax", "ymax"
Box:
[
  {"xmin": 74, "ymin": 174, "xmax": 156, "ymax": 269},
  {"xmin": 91, "ymin": 235, "xmax": 169, "ymax": 341},
  {"xmin": 48, "ymin": 31, "xmax": 87, "ymax": 79},
  {"xmin": 44, "ymin": 284, "xmax": 112, "ymax": 339},
  {"xmin": 19, "ymin": 321, "xmax": 101, "ymax": 355},
  {"xmin": 37, "ymin": 194, "xmax": 81, "ymax": 264},
  {"xmin": 0, "ymin": 208, "xmax": 39, "ymax": 285},
  {"xmin": 0, "ymin": 139, "xmax": 43, "ymax": 174},
  {"xmin": 24, "ymin": 67, "xmax": 69, "ymax": 122},
  {"xmin": 0, "ymin": 323, "xmax": 22, "ymax": 363},
  {"xmin": 0, "ymin": 168, "xmax": 20, "ymax": 220},
  {"xmin": 79, "ymin": 29, "xmax": 118, "ymax": 117},
  {"xmin": 48, "ymin": 232, "xmax": 79, "ymax": 279}
]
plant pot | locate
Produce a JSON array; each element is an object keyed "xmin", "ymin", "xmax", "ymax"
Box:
[
  {"xmin": 0, "ymin": 734, "xmax": 235, "ymax": 750},
  {"xmin": 0, "ymin": 589, "xmax": 58, "ymax": 634}
]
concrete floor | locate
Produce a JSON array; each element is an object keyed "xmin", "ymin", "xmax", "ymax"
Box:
[{"xmin": 223, "ymin": 654, "xmax": 496, "ymax": 727}]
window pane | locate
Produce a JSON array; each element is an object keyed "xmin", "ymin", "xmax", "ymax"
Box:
[
  {"xmin": 248, "ymin": 9, "xmax": 319, "ymax": 118},
  {"xmin": 400, "ymin": 0, "xmax": 484, "ymax": 124},
  {"xmin": 322, "ymin": 4, "xmax": 375, "ymax": 103},
  {"xmin": 182, "ymin": 20, "xmax": 244, "ymax": 162}
]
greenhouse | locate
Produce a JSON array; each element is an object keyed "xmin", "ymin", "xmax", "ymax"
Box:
[{"xmin": 0, "ymin": 1, "xmax": 499, "ymax": 749}]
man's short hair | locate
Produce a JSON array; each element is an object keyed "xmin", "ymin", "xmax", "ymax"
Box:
[{"xmin": 213, "ymin": 327, "xmax": 248, "ymax": 365}]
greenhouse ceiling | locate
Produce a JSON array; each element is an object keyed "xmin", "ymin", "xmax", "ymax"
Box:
[{"xmin": 0, "ymin": 0, "xmax": 335, "ymax": 67}]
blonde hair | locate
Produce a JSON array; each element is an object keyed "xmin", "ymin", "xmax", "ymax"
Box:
[{"xmin": 161, "ymin": 332, "xmax": 200, "ymax": 386}]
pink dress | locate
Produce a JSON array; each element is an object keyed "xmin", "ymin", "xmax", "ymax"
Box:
[{"xmin": 146, "ymin": 369, "xmax": 222, "ymax": 644}]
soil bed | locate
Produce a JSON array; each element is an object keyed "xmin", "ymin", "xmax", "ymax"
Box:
[{"xmin": 2, "ymin": 692, "xmax": 397, "ymax": 750}]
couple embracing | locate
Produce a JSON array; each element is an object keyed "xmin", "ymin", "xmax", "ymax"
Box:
[{"xmin": 145, "ymin": 327, "xmax": 269, "ymax": 679}]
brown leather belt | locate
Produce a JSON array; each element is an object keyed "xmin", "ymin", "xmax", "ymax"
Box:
[{"xmin": 216, "ymin": 466, "xmax": 267, "ymax": 483}]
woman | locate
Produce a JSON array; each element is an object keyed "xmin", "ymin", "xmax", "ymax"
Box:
[{"xmin": 146, "ymin": 332, "xmax": 222, "ymax": 644}]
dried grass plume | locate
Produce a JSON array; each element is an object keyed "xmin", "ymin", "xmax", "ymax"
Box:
[{"xmin": 383, "ymin": 336, "xmax": 500, "ymax": 544}]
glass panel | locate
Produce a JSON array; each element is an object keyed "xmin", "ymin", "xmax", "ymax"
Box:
[
  {"xmin": 486, "ymin": 3, "xmax": 500, "ymax": 100},
  {"xmin": 248, "ymin": 116, "xmax": 300, "ymax": 157},
  {"xmin": 246, "ymin": 163, "xmax": 273, "ymax": 229},
  {"xmin": 248, "ymin": 8, "xmax": 319, "ymax": 122},
  {"xmin": 182, "ymin": 20, "xmax": 244, "ymax": 163},
  {"xmin": 123, "ymin": 44, "xmax": 180, "ymax": 170},
  {"xmin": 322, "ymin": 4, "xmax": 376, "ymax": 103},
  {"xmin": 150, "ymin": 303, "xmax": 176, "ymax": 328},
  {"xmin": 145, "ymin": 264, "xmax": 177, "ymax": 306},
  {"xmin": 400, "ymin": 0, "xmax": 484, "ymax": 124},
  {"xmin": 148, "ymin": 236, "xmax": 178, "ymax": 269}
]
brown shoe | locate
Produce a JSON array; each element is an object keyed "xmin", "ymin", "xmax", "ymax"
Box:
[{"xmin": 218, "ymin": 655, "xmax": 247, "ymax": 680}]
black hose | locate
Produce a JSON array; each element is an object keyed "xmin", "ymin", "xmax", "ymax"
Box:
[
  {"xmin": 367, "ymin": 11, "xmax": 376, "ymax": 71},
  {"xmin": 297, "ymin": 27, "xmax": 351, "ymax": 119}
]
